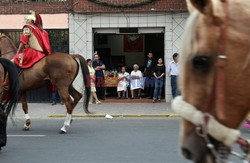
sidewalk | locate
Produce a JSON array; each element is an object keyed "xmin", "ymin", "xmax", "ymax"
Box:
[{"xmin": 12, "ymin": 102, "xmax": 177, "ymax": 119}]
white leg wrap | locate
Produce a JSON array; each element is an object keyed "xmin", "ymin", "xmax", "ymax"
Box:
[
  {"xmin": 64, "ymin": 113, "xmax": 72, "ymax": 127},
  {"xmin": 23, "ymin": 124, "xmax": 30, "ymax": 129},
  {"xmin": 60, "ymin": 126, "xmax": 67, "ymax": 133},
  {"xmin": 61, "ymin": 113, "xmax": 72, "ymax": 133},
  {"xmin": 25, "ymin": 114, "xmax": 30, "ymax": 120}
]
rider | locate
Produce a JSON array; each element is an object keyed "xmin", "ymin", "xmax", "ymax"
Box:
[{"xmin": 12, "ymin": 10, "xmax": 51, "ymax": 68}]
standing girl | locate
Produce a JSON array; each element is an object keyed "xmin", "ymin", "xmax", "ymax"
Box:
[
  {"xmin": 87, "ymin": 59, "xmax": 101, "ymax": 104},
  {"xmin": 152, "ymin": 58, "xmax": 165, "ymax": 103}
]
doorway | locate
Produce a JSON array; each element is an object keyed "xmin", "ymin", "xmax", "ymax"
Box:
[{"xmin": 93, "ymin": 30, "xmax": 164, "ymax": 98}]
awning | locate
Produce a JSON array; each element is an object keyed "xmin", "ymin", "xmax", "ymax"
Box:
[{"xmin": 94, "ymin": 27, "xmax": 165, "ymax": 34}]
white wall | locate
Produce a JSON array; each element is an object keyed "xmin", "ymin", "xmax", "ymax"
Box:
[{"xmin": 69, "ymin": 12, "xmax": 189, "ymax": 102}]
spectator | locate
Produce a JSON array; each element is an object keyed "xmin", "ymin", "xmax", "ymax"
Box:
[
  {"xmin": 117, "ymin": 66, "xmax": 129, "ymax": 99},
  {"xmin": 92, "ymin": 53, "xmax": 106, "ymax": 100},
  {"xmin": 49, "ymin": 84, "xmax": 63, "ymax": 105},
  {"xmin": 152, "ymin": 58, "xmax": 165, "ymax": 103},
  {"xmin": 167, "ymin": 53, "xmax": 180, "ymax": 98},
  {"xmin": 130, "ymin": 64, "xmax": 143, "ymax": 99},
  {"xmin": 87, "ymin": 59, "xmax": 101, "ymax": 104},
  {"xmin": 144, "ymin": 52, "xmax": 157, "ymax": 99}
]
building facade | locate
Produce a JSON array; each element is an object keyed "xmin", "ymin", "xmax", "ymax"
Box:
[
  {"xmin": 0, "ymin": 0, "xmax": 188, "ymax": 102},
  {"xmin": 69, "ymin": 0, "xmax": 188, "ymax": 102},
  {"xmin": 0, "ymin": 0, "xmax": 70, "ymax": 102}
]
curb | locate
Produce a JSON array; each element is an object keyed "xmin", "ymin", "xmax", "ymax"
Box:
[{"xmin": 48, "ymin": 114, "xmax": 180, "ymax": 118}]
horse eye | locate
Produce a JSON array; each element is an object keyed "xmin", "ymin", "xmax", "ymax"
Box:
[{"xmin": 191, "ymin": 56, "xmax": 212, "ymax": 74}]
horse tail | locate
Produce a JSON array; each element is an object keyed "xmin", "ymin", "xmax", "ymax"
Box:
[
  {"xmin": 71, "ymin": 54, "xmax": 90, "ymax": 114},
  {"xmin": 0, "ymin": 58, "xmax": 19, "ymax": 116}
]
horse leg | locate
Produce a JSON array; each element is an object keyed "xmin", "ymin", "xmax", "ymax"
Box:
[
  {"xmin": 58, "ymin": 87, "xmax": 75, "ymax": 134},
  {"xmin": 0, "ymin": 109, "xmax": 7, "ymax": 150},
  {"xmin": 21, "ymin": 92, "xmax": 31, "ymax": 130},
  {"xmin": 69, "ymin": 85, "xmax": 82, "ymax": 108}
]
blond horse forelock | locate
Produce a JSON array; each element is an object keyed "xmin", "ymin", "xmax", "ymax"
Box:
[{"xmin": 180, "ymin": 11, "xmax": 198, "ymax": 65}]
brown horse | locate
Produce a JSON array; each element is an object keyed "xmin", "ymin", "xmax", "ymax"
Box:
[
  {"xmin": 0, "ymin": 58, "xmax": 19, "ymax": 150},
  {"xmin": 0, "ymin": 33, "xmax": 90, "ymax": 133},
  {"xmin": 172, "ymin": 0, "xmax": 250, "ymax": 162}
]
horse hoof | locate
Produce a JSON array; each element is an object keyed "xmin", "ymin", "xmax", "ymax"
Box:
[
  {"xmin": 59, "ymin": 130, "xmax": 66, "ymax": 134},
  {"xmin": 70, "ymin": 119, "xmax": 73, "ymax": 124},
  {"xmin": 23, "ymin": 125, "xmax": 30, "ymax": 131},
  {"xmin": 23, "ymin": 127, "xmax": 30, "ymax": 131}
]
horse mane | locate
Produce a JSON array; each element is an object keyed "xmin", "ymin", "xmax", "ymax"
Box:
[{"xmin": 0, "ymin": 58, "xmax": 19, "ymax": 116}]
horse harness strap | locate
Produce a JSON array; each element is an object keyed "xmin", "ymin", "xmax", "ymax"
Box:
[
  {"xmin": 173, "ymin": 0, "xmax": 250, "ymax": 162},
  {"xmin": 202, "ymin": 0, "xmax": 250, "ymax": 161},
  {"xmin": 1, "ymin": 50, "xmax": 16, "ymax": 56}
]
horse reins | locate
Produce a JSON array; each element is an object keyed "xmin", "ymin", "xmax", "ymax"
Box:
[{"xmin": 195, "ymin": 0, "xmax": 250, "ymax": 162}]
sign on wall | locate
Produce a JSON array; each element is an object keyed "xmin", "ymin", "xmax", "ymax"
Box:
[{"xmin": 124, "ymin": 35, "xmax": 143, "ymax": 52}]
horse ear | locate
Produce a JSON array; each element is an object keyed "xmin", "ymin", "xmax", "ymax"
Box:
[
  {"xmin": 187, "ymin": 0, "xmax": 224, "ymax": 18},
  {"xmin": 187, "ymin": 0, "xmax": 212, "ymax": 14}
]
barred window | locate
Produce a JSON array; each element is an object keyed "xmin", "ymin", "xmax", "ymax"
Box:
[
  {"xmin": 48, "ymin": 30, "xmax": 69, "ymax": 53},
  {"xmin": 1, "ymin": 29, "xmax": 69, "ymax": 53}
]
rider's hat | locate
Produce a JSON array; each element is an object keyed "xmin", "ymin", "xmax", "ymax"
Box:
[{"xmin": 26, "ymin": 10, "xmax": 36, "ymax": 22}]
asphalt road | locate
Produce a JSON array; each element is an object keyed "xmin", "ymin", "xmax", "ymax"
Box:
[
  {"xmin": 0, "ymin": 118, "xmax": 249, "ymax": 163},
  {"xmin": 0, "ymin": 118, "xmax": 188, "ymax": 163}
]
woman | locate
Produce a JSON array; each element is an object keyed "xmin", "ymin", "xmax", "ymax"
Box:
[
  {"xmin": 152, "ymin": 58, "xmax": 165, "ymax": 103},
  {"xmin": 117, "ymin": 66, "xmax": 129, "ymax": 99},
  {"xmin": 87, "ymin": 59, "xmax": 101, "ymax": 104},
  {"xmin": 130, "ymin": 64, "xmax": 143, "ymax": 99}
]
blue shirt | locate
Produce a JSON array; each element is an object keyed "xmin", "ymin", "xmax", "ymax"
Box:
[{"xmin": 92, "ymin": 60, "xmax": 104, "ymax": 77}]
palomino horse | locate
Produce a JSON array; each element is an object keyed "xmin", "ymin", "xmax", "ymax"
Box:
[
  {"xmin": 0, "ymin": 58, "xmax": 19, "ymax": 150},
  {"xmin": 172, "ymin": 0, "xmax": 250, "ymax": 162},
  {"xmin": 0, "ymin": 33, "xmax": 90, "ymax": 133}
]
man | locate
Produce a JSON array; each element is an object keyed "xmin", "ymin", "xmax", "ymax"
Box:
[
  {"xmin": 144, "ymin": 52, "xmax": 156, "ymax": 99},
  {"xmin": 12, "ymin": 10, "xmax": 51, "ymax": 68},
  {"xmin": 167, "ymin": 53, "xmax": 179, "ymax": 98},
  {"xmin": 92, "ymin": 53, "xmax": 106, "ymax": 100}
]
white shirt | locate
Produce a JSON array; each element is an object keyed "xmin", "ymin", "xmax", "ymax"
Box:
[
  {"xmin": 130, "ymin": 70, "xmax": 143, "ymax": 90},
  {"xmin": 117, "ymin": 72, "xmax": 129, "ymax": 92},
  {"xmin": 167, "ymin": 61, "xmax": 179, "ymax": 76}
]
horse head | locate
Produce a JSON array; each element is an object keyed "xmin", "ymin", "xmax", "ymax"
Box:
[
  {"xmin": 173, "ymin": 0, "xmax": 250, "ymax": 162},
  {"xmin": 0, "ymin": 33, "xmax": 17, "ymax": 60}
]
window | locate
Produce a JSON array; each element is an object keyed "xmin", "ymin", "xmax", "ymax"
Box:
[{"xmin": 48, "ymin": 29, "xmax": 69, "ymax": 53}]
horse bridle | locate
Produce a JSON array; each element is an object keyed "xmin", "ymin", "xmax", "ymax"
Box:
[{"xmin": 195, "ymin": 0, "xmax": 250, "ymax": 162}]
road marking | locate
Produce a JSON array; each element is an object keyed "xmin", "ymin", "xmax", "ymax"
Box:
[{"xmin": 7, "ymin": 135, "xmax": 46, "ymax": 137}]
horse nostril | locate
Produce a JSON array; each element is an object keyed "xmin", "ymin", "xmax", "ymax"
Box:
[{"xmin": 181, "ymin": 147, "xmax": 193, "ymax": 160}]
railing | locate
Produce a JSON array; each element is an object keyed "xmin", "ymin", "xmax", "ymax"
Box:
[
  {"xmin": 2, "ymin": 29, "xmax": 69, "ymax": 53},
  {"xmin": 1, "ymin": 0, "xmax": 67, "ymax": 3}
]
